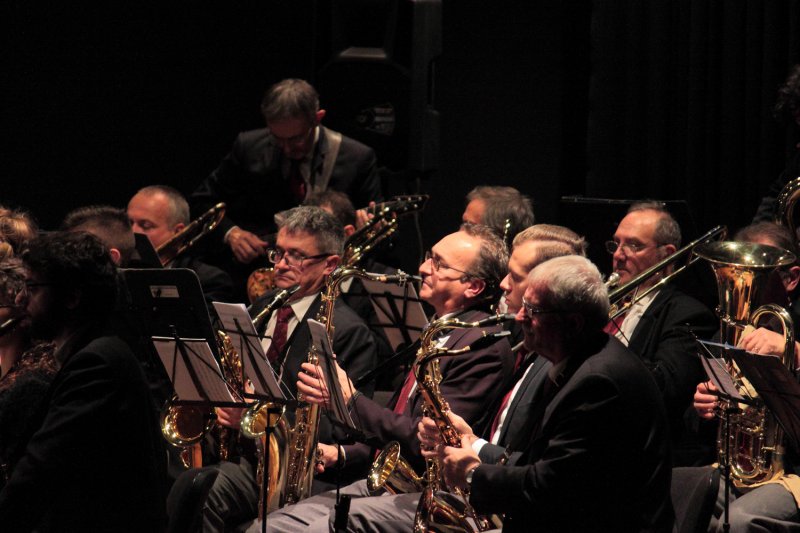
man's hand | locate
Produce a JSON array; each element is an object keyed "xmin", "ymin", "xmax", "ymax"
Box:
[
  {"xmin": 315, "ymin": 443, "xmax": 341, "ymax": 474},
  {"xmin": 355, "ymin": 202, "xmax": 377, "ymax": 230},
  {"xmin": 740, "ymin": 327, "xmax": 800, "ymax": 365},
  {"xmin": 227, "ymin": 227, "xmax": 268, "ymax": 264},
  {"xmin": 215, "ymin": 406, "xmax": 246, "ymax": 428},
  {"xmin": 418, "ymin": 414, "xmax": 475, "ymax": 458},
  {"xmin": 296, "ymin": 360, "xmax": 355, "ymax": 406},
  {"xmin": 693, "ymin": 381, "xmax": 719, "ymax": 420},
  {"xmin": 442, "ymin": 435, "xmax": 481, "ymax": 493}
]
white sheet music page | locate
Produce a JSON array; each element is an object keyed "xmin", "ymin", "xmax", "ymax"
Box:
[
  {"xmin": 212, "ymin": 301, "xmax": 284, "ymax": 400},
  {"xmin": 152, "ymin": 337, "xmax": 235, "ymax": 402}
]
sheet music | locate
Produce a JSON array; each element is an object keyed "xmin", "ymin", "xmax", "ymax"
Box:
[
  {"xmin": 152, "ymin": 336, "xmax": 235, "ymax": 402},
  {"xmin": 307, "ymin": 318, "xmax": 355, "ymax": 429},
  {"xmin": 360, "ymin": 278, "xmax": 428, "ymax": 350},
  {"xmin": 212, "ymin": 302, "xmax": 284, "ymax": 400},
  {"xmin": 697, "ymin": 340, "xmax": 747, "ymax": 402}
]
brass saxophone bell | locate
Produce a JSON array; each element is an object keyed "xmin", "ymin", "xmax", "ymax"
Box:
[{"xmin": 367, "ymin": 441, "xmax": 425, "ymax": 494}]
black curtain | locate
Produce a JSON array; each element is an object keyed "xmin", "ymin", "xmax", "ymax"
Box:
[{"xmin": 587, "ymin": 0, "xmax": 800, "ymax": 235}]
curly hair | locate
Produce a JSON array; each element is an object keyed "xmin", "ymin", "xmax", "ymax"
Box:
[
  {"xmin": 775, "ymin": 64, "xmax": 800, "ymax": 120},
  {"xmin": 21, "ymin": 232, "xmax": 119, "ymax": 320}
]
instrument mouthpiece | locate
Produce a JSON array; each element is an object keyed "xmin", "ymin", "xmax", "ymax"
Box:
[{"xmin": 0, "ymin": 316, "xmax": 23, "ymax": 337}]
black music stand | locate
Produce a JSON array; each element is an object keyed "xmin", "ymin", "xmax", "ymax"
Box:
[
  {"xmin": 211, "ymin": 301, "xmax": 294, "ymax": 532},
  {"xmin": 697, "ymin": 340, "xmax": 800, "ymax": 532},
  {"xmin": 122, "ymin": 268, "xmax": 218, "ymax": 357},
  {"xmin": 130, "ymin": 232, "xmax": 162, "ymax": 268},
  {"xmin": 360, "ymin": 276, "xmax": 427, "ymax": 353}
]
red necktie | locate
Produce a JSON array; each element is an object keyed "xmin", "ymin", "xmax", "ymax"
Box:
[
  {"xmin": 392, "ymin": 370, "xmax": 417, "ymax": 415},
  {"xmin": 288, "ymin": 159, "xmax": 307, "ymax": 203},
  {"xmin": 488, "ymin": 350, "xmax": 528, "ymax": 440},
  {"xmin": 266, "ymin": 306, "xmax": 294, "ymax": 363}
]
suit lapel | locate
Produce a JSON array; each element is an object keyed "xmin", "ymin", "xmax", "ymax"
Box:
[{"xmin": 626, "ymin": 286, "xmax": 671, "ymax": 355}]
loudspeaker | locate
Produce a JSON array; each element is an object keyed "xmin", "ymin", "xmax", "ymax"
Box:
[{"xmin": 314, "ymin": 0, "xmax": 441, "ymax": 173}]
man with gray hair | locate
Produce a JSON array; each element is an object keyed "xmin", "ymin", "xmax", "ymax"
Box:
[
  {"xmin": 432, "ymin": 255, "xmax": 673, "ymax": 532},
  {"xmin": 201, "ymin": 206, "xmax": 377, "ymax": 532},
  {"xmin": 191, "ymin": 78, "xmax": 382, "ymax": 266},
  {"xmin": 606, "ymin": 201, "xmax": 716, "ymax": 462}
]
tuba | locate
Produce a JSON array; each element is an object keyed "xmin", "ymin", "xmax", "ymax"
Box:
[
  {"xmin": 157, "ymin": 203, "xmax": 226, "ymax": 266},
  {"xmin": 695, "ymin": 240, "xmax": 796, "ymax": 488}
]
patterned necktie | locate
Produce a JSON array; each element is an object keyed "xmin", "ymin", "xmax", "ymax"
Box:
[
  {"xmin": 288, "ymin": 159, "xmax": 307, "ymax": 203},
  {"xmin": 266, "ymin": 306, "xmax": 294, "ymax": 363}
]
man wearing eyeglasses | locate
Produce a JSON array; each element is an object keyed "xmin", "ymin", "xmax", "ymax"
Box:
[
  {"xmin": 430, "ymin": 255, "xmax": 673, "ymax": 533},
  {"xmin": 242, "ymin": 223, "xmax": 514, "ymax": 532},
  {"xmin": 607, "ymin": 201, "xmax": 716, "ymax": 464},
  {"xmin": 201, "ymin": 206, "xmax": 377, "ymax": 532},
  {"xmin": 190, "ymin": 78, "xmax": 382, "ymax": 268}
]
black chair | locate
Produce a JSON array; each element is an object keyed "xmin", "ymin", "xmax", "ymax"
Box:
[
  {"xmin": 671, "ymin": 465, "xmax": 721, "ymax": 533},
  {"xmin": 166, "ymin": 468, "xmax": 220, "ymax": 533}
]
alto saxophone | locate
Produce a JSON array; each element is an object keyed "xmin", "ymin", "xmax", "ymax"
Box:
[
  {"xmin": 283, "ymin": 266, "xmax": 421, "ymax": 505},
  {"xmin": 374, "ymin": 313, "xmax": 509, "ymax": 533}
]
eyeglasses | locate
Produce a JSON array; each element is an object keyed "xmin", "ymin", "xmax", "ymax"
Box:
[
  {"xmin": 424, "ymin": 250, "xmax": 473, "ymax": 279},
  {"xmin": 604, "ymin": 241, "xmax": 663, "ymax": 255},
  {"xmin": 521, "ymin": 298, "xmax": 564, "ymax": 320},
  {"xmin": 267, "ymin": 247, "xmax": 330, "ymax": 268}
]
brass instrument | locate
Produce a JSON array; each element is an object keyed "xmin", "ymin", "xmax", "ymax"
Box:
[
  {"xmin": 159, "ymin": 330, "xmax": 244, "ymax": 468},
  {"xmin": 608, "ymin": 225, "xmax": 727, "ymax": 319},
  {"xmin": 282, "ymin": 267, "xmax": 421, "ymax": 506},
  {"xmin": 157, "ymin": 202, "xmax": 226, "ymax": 266},
  {"xmin": 775, "ymin": 175, "xmax": 800, "ymax": 240},
  {"xmin": 342, "ymin": 195, "xmax": 429, "ymax": 266},
  {"xmin": 251, "ymin": 284, "xmax": 301, "ymax": 333},
  {"xmin": 694, "ymin": 240, "xmax": 796, "ymax": 488}
]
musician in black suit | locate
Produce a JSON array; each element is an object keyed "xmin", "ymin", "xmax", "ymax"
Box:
[
  {"xmin": 201, "ymin": 206, "xmax": 377, "ymax": 532},
  {"xmin": 190, "ymin": 78, "xmax": 382, "ymax": 267},
  {"xmin": 330, "ymin": 224, "xmax": 587, "ymax": 532},
  {"xmin": 436, "ymin": 255, "xmax": 673, "ymax": 533},
  {"xmin": 0, "ymin": 232, "xmax": 167, "ymax": 532},
  {"xmin": 249, "ymin": 223, "xmax": 515, "ymax": 532},
  {"xmin": 606, "ymin": 201, "xmax": 717, "ymax": 456},
  {"xmin": 127, "ymin": 185, "xmax": 235, "ymax": 307}
]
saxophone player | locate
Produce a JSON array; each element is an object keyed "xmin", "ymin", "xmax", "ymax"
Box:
[
  {"xmin": 434, "ymin": 255, "xmax": 673, "ymax": 532},
  {"xmin": 249, "ymin": 222, "xmax": 514, "ymax": 532},
  {"xmin": 201, "ymin": 206, "xmax": 377, "ymax": 532}
]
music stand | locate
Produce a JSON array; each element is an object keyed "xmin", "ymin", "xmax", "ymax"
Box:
[
  {"xmin": 122, "ymin": 268, "xmax": 218, "ymax": 357},
  {"xmin": 360, "ymin": 277, "xmax": 428, "ymax": 352},
  {"xmin": 131, "ymin": 232, "xmax": 163, "ymax": 268}
]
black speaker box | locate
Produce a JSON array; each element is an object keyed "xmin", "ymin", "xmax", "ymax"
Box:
[{"xmin": 314, "ymin": 0, "xmax": 441, "ymax": 173}]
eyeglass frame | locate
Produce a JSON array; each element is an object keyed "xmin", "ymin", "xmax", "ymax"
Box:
[
  {"xmin": 424, "ymin": 250, "xmax": 475, "ymax": 280},
  {"xmin": 521, "ymin": 297, "xmax": 566, "ymax": 320},
  {"xmin": 267, "ymin": 247, "xmax": 331, "ymax": 269},
  {"xmin": 604, "ymin": 240, "xmax": 666, "ymax": 255}
]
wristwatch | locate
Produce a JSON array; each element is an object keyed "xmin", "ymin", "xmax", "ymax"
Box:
[{"xmin": 465, "ymin": 465, "xmax": 478, "ymax": 489}]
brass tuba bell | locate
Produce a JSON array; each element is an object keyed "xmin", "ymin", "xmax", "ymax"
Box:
[{"xmin": 695, "ymin": 240, "xmax": 796, "ymax": 488}]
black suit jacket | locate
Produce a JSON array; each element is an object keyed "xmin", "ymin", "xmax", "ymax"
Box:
[
  {"xmin": 471, "ymin": 335, "xmax": 673, "ymax": 533},
  {"xmin": 626, "ymin": 285, "xmax": 717, "ymax": 444},
  {"xmin": 250, "ymin": 290, "xmax": 377, "ymax": 404},
  {"xmin": 191, "ymin": 126, "xmax": 383, "ymax": 239},
  {"xmin": 0, "ymin": 326, "xmax": 167, "ymax": 532},
  {"xmin": 477, "ymin": 352, "xmax": 552, "ymax": 465},
  {"xmin": 343, "ymin": 308, "xmax": 515, "ymax": 472}
]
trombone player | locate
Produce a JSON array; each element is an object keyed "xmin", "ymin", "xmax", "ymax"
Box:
[{"xmin": 606, "ymin": 201, "xmax": 716, "ymax": 463}]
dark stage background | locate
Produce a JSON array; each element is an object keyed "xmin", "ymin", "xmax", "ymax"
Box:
[{"xmin": 3, "ymin": 1, "xmax": 800, "ymax": 276}]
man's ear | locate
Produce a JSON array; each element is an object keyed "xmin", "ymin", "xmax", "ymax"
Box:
[
  {"xmin": 323, "ymin": 255, "xmax": 341, "ymax": 276},
  {"xmin": 785, "ymin": 265, "xmax": 800, "ymax": 293},
  {"xmin": 343, "ymin": 224, "xmax": 356, "ymax": 238},
  {"xmin": 463, "ymin": 278, "xmax": 486, "ymax": 300},
  {"xmin": 172, "ymin": 223, "xmax": 186, "ymax": 236},
  {"xmin": 109, "ymin": 248, "xmax": 122, "ymax": 266},
  {"xmin": 660, "ymin": 243, "xmax": 677, "ymax": 260},
  {"xmin": 315, "ymin": 109, "xmax": 326, "ymax": 124}
]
